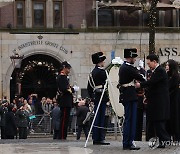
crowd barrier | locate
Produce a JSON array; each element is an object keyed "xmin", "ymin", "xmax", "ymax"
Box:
[{"xmin": 28, "ymin": 114, "xmax": 146, "ymax": 136}]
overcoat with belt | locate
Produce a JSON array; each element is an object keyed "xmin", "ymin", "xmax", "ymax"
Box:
[{"xmin": 141, "ymin": 65, "xmax": 170, "ymax": 121}]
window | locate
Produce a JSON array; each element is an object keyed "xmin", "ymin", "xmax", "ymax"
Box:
[
  {"xmin": 16, "ymin": 1, "xmax": 25, "ymax": 27},
  {"xmin": 33, "ymin": 1, "xmax": 46, "ymax": 27},
  {"xmin": 53, "ymin": 1, "xmax": 62, "ymax": 28},
  {"xmin": 98, "ymin": 9, "xmax": 114, "ymax": 26}
]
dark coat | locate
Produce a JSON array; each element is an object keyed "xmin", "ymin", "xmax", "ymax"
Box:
[
  {"xmin": 141, "ymin": 66, "xmax": 170, "ymax": 121},
  {"xmin": 57, "ymin": 74, "xmax": 73, "ymax": 108},
  {"xmin": 16, "ymin": 109, "xmax": 29, "ymax": 127},
  {"xmin": 119, "ymin": 62, "xmax": 145, "ymax": 102},
  {"xmin": 87, "ymin": 65, "xmax": 109, "ymax": 103},
  {"xmin": 51, "ymin": 106, "xmax": 61, "ymax": 130},
  {"xmin": 4, "ymin": 111, "xmax": 17, "ymax": 137},
  {"xmin": 76, "ymin": 105, "xmax": 89, "ymax": 126},
  {"xmin": 167, "ymin": 74, "xmax": 180, "ymax": 136},
  {"xmin": 0, "ymin": 106, "xmax": 8, "ymax": 126}
]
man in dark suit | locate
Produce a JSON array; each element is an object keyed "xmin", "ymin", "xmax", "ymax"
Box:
[
  {"xmin": 87, "ymin": 52, "xmax": 110, "ymax": 145},
  {"xmin": 118, "ymin": 48, "xmax": 145, "ymax": 150},
  {"xmin": 136, "ymin": 54, "xmax": 170, "ymax": 148},
  {"xmin": 56, "ymin": 61, "xmax": 74, "ymax": 140}
]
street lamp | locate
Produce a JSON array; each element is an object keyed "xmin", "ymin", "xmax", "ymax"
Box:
[
  {"xmin": 10, "ymin": 53, "xmax": 24, "ymax": 97},
  {"xmin": 10, "ymin": 53, "xmax": 24, "ymax": 68}
]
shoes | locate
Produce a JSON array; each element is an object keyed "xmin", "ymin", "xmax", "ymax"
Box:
[
  {"xmin": 123, "ymin": 145, "xmax": 140, "ymax": 150},
  {"xmin": 157, "ymin": 144, "xmax": 165, "ymax": 148},
  {"xmin": 93, "ymin": 141, "xmax": 110, "ymax": 145}
]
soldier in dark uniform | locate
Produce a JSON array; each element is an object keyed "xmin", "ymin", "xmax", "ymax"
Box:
[
  {"xmin": 56, "ymin": 61, "xmax": 74, "ymax": 140},
  {"xmin": 87, "ymin": 52, "xmax": 110, "ymax": 145},
  {"xmin": 118, "ymin": 48, "xmax": 145, "ymax": 150}
]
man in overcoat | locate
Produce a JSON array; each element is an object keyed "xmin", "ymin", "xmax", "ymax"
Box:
[{"xmin": 136, "ymin": 54, "xmax": 170, "ymax": 148}]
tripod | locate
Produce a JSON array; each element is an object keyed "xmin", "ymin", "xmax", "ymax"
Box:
[{"xmin": 84, "ymin": 70, "xmax": 123, "ymax": 148}]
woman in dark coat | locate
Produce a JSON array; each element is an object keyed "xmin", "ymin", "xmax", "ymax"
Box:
[
  {"xmin": 4, "ymin": 104, "xmax": 17, "ymax": 139},
  {"xmin": 166, "ymin": 59, "xmax": 180, "ymax": 141}
]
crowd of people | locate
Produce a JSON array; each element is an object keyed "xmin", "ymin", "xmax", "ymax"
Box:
[
  {"xmin": 0, "ymin": 95, "xmax": 57, "ymax": 139},
  {"xmin": 0, "ymin": 93, "xmax": 113, "ymax": 140}
]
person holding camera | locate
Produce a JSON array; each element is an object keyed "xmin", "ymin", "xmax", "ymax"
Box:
[{"xmin": 16, "ymin": 104, "xmax": 29, "ymax": 139}]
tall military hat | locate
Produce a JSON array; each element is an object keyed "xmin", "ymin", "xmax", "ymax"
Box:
[
  {"xmin": 91, "ymin": 52, "xmax": 106, "ymax": 64},
  {"xmin": 61, "ymin": 61, "xmax": 71, "ymax": 69},
  {"xmin": 124, "ymin": 48, "xmax": 138, "ymax": 58}
]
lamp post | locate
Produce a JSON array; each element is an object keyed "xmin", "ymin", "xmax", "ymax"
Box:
[
  {"xmin": 96, "ymin": 1, "xmax": 99, "ymax": 28},
  {"xmin": 10, "ymin": 53, "xmax": 24, "ymax": 97},
  {"xmin": 95, "ymin": 1, "xmax": 108, "ymax": 29}
]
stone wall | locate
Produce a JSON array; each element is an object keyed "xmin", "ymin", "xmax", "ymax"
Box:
[{"xmin": 0, "ymin": 32, "xmax": 180, "ymax": 98}]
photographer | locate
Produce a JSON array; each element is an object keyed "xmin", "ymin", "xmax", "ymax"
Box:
[
  {"xmin": 16, "ymin": 104, "xmax": 29, "ymax": 139},
  {"xmin": 31, "ymin": 94, "xmax": 44, "ymax": 115}
]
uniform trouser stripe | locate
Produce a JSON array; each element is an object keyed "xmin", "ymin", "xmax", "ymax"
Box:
[{"xmin": 61, "ymin": 108, "xmax": 67, "ymax": 139}]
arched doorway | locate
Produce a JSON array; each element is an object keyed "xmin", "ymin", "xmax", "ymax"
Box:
[{"xmin": 10, "ymin": 54, "xmax": 61, "ymax": 101}]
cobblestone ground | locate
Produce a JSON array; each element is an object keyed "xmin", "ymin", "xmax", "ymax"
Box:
[{"xmin": 0, "ymin": 136, "xmax": 180, "ymax": 154}]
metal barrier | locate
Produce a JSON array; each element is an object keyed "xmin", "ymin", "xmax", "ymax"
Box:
[
  {"xmin": 28, "ymin": 114, "xmax": 119, "ymax": 136},
  {"xmin": 29, "ymin": 114, "xmax": 52, "ymax": 135},
  {"xmin": 28, "ymin": 113, "xmax": 145, "ymax": 137}
]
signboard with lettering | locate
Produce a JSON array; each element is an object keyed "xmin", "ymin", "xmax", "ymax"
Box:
[
  {"xmin": 12, "ymin": 40, "xmax": 68, "ymax": 54},
  {"xmin": 157, "ymin": 48, "xmax": 180, "ymax": 57}
]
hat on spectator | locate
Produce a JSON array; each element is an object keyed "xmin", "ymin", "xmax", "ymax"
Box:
[
  {"xmin": 91, "ymin": 52, "xmax": 106, "ymax": 64},
  {"xmin": 124, "ymin": 48, "xmax": 138, "ymax": 58}
]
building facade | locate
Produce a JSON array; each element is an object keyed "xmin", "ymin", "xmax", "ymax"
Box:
[
  {"xmin": 0, "ymin": 0, "xmax": 180, "ymax": 100},
  {"xmin": 0, "ymin": 32, "xmax": 180, "ymax": 99}
]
